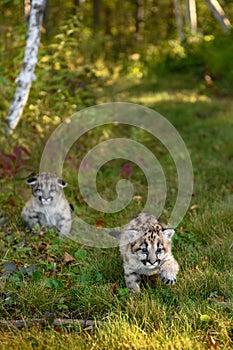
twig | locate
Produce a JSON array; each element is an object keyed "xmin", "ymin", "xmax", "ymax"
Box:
[
  {"xmin": 0, "ymin": 318, "xmax": 104, "ymax": 330},
  {"xmin": 53, "ymin": 262, "xmax": 57, "ymax": 278}
]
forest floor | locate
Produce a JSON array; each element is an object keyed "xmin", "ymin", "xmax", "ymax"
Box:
[{"xmin": 0, "ymin": 71, "xmax": 233, "ymax": 349}]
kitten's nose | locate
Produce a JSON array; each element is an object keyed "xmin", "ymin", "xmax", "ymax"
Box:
[{"xmin": 150, "ymin": 260, "xmax": 157, "ymax": 265}]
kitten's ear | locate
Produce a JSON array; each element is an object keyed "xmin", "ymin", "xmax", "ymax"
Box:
[
  {"xmin": 109, "ymin": 231, "xmax": 121, "ymax": 240},
  {"xmin": 125, "ymin": 229, "xmax": 141, "ymax": 244},
  {"xmin": 162, "ymin": 229, "xmax": 175, "ymax": 241},
  {"xmin": 58, "ymin": 179, "xmax": 67, "ymax": 188},
  {"xmin": 26, "ymin": 177, "xmax": 37, "ymax": 186}
]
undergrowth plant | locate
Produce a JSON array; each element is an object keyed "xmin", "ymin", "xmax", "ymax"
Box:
[{"xmin": 0, "ymin": 12, "xmax": 233, "ymax": 350}]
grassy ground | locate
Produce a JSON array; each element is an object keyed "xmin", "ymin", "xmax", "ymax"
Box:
[{"xmin": 0, "ymin": 71, "xmax": 233, "ymax": 349}]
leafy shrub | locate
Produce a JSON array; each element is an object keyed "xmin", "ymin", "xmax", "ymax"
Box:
[{"xmin": 0, "ymin": 146, "xmax": 33, "ymax": 179}]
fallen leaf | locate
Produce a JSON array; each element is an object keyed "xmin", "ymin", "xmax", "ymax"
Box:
[
  {"xmin": 217, "ymin": 295, "xmax": 225, "ymax": 302},
  {"xmin": 63, "ymin": 252, "xmax": 75, "ymax": 264},
  {"xmin": 208, "ymin": 335, "xmax": 220, "ymax": 349},
  {"xmin": 202, "ymin": 256, "xmax": 208, "ymax": 265},
  {"xmin": 133, "ymin": 195, "xmax": 142, "ymax": 202},
  {"xmin": 179, "ymin": 227, "xmax": 189, "ymax": 232},
  {"xmin": 120, "ymin": 163, "xmax": 133, "ymax": 178},
  {"xmin": 189, "ymin": 204, "xmax": 198, "ymax": 212},
  {"xmin": 8, "ymin": 197, "xmax": 16, "ymax": 207},
  {"xmin": 95, "ymin": 219, "xmax": 104, "ymax": 228},
  {"xmin": 54, "ymin": 325, "xmax": 62, "ymax": 333},
  {"xmin": 66, "ymin": 279, "xmax": 72, "ymax": 289}
]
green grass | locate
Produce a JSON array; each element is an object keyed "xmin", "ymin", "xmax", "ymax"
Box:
[{"xmin": 0, "ymin": 71, "xmax": 233, "ymax": 349}]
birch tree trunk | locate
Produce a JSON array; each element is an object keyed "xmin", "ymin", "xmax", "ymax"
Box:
[
  {"xmin": 173, "ymin": 0, "xmax": 184, "ymax": 41},
  {"xmin": 5, "ymin": 0, "xmax": 47, "ymax": 134},
  {"xmin": 185, "ymin": 0, "xmax": 197, "ymax": 34},
  {"xmin": 205, "ymin": 0, "xmax": 231, "ymax": 33}
]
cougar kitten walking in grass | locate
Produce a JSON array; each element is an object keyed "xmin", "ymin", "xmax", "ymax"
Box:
[
  {"xmin": 110, "ymin": 212, "xmax": 179, "ymax": 293},
  {"xmin": 22, "ymin": 172, "xmax": 72, "ymax": 236}
]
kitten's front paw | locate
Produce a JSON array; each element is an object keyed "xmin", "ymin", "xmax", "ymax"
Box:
[
  {"xmin": 159, "ymin": 271, "xmax": 177, "ymax": 285},
  {"xmin": 126, "ymin": 282, "xmax": 140, "ymax": 293}
]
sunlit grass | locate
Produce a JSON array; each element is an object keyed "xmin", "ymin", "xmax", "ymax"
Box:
[
  {"xmin": 0, "ymin": 70, "xmax": 233, "ymax": 349},
  {"xmin": 128, "ymin": 91, "xmax": 211, "ymax": 105}
]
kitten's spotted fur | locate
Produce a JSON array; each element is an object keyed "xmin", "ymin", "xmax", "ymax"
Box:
[
  {"xmin": 110, "ymin": 212, "xmax": 179, "ymax": 293},
  {"xmin": 22, "ymin": 172, "xmax": 72, "ymax": 236}
]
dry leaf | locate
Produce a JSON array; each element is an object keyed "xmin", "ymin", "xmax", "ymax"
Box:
[
  {"xmin": 95, "ymin": 219, "xmax": 104, "ymax": 228},
  {"xmin": 66, "ymin": 278, "xmax": 72, "ymax": 289},
  {"xmin": 189, "ymin": 204, "xmax": 198, "ymax": 212},
  {"xmin": 202, "ymin": 256, "xmax": 208, "ymax": 265},
  {"xmin": 208, "ymin": 335, "xmax": 220, "ymax": 349},
  {"xmin": 63, "ymin": 252, "xmax": 75, "ymax": 264},
  {"xmin": 133, "ymin": 195, "xmax": 142, "ymax": 202}
]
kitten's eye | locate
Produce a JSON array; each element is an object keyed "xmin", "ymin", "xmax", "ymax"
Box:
[
  {"xmin": 35, "ymin": 189, "xmax": 41, "ymax": 193},
  {"xmin": 141, "ymin": 247, "xmax": 148, "ymax": 253},
  {"xmin": 157, "ymin": 247, "xmax": 163, "ymax": 253}
]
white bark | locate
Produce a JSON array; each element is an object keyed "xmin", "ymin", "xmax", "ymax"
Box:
[
  {"xmin": 5, "ymin": 0, "xmax": 47, "ymax": 134},
  {"xmin": 185, "ymin": 0, "xmax": 197, "ymax": 34},
  {"xmin": 173, "ymin": 0, "xmax": 184, "ymax": 41},
  {"xmin": 205, "ymin": 0, "xmax": 231, "ymax": 33}
]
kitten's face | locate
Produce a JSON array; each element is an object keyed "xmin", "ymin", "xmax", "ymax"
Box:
[
  {"xmin": 27, "ymin": 173, "xmax": 67, "ymax": 205},
  {"xmin": 125, "ymin": 226, "xmax": 174, "ymax": 269}
]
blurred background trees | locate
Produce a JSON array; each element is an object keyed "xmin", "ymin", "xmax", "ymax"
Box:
[
  {"xmin": 0, "ymin": 0, "xmax": 232, "ymax": 226},
  {"xmin": 0, "ymin": 0, "xmax": 232, "ymax": 136}
]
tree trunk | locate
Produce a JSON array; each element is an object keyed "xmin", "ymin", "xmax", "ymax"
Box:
[
  {"xmin": 205, "ymin": 0, "xmax": 231, "ymax": 33},
  {"xmin": 5, "ymin": 0, "xmax": 46, "ymax": 134},
  {"xmin": 93, "ymin": 0, "xmax": 100, "ymax": 34},
  {"xmin": 44, "ymin": 0, "xmax": 50, "ymax": 39},
  {"xmin": 185, "ymin": 0, "xmax": 197, "ymax": 34},
  {"xmin": 104, "ymin": 5, "xmax": 111, "ymax": 35},
  {"xmin": 135, "ymin": 0, "xmax": 144, "ymax": 41},
  {"xmin": 173, "ymin": 0, "xmax": 184, "ymax": 41}
]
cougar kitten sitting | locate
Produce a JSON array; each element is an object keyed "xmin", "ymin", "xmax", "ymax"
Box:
[
  {"xmin": 22, "ymin": 172, "xmax": 72, "ymax": 236},
  {"xmin": 110, "ymin": 212, "xmax": 179, "ymax": 293}
]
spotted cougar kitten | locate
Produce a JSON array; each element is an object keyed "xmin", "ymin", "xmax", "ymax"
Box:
[
  {"xmin": 22, "ymin": 172, "xmax": 72, "ymax": 236},
  {"xmin": 110, "ymin": 212, "xmax": 179, "ymax": 293}
]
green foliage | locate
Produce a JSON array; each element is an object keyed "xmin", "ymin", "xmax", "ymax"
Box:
[
  {"xmin": 0, "ymin": 1, "xmax": 233, "ymax": 348},
  {"xmin": 142, "ymin": 33, "xmax": 233, "ymax": 95}
]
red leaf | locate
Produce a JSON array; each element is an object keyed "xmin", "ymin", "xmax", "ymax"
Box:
[
  {"xmin": 13, "ymin": 146, "xmax": 22, "ymax": 158},
  {"xmin": 19, "ymin": 146, "xmax": 30, "ymax": 156},
  {"xmin": 95, "ymin": 219, "xmax": 104, "ymax": 228},
  {"xmin": 66, "ymin": 279, "xmax": 72, "ymax": 288},
  {"xmin": 1, "ymin": 159, "xmax": 12, "ymax": 170},
  {"xmin": 120, "ymin": 163, "xmax": 133, "ymax": 178},
  {"xmin": 0, "ymin": 154, "xmax": 16, "ymax": 162}
]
